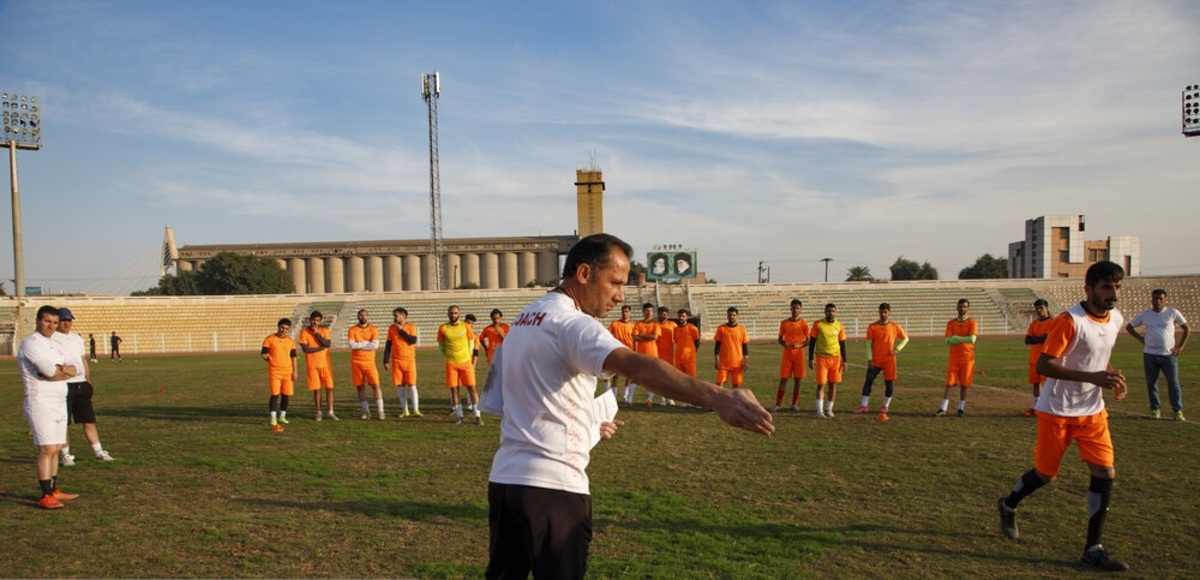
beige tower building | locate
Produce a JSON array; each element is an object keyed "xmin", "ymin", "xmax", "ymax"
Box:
[{"xmin": 575, "ymin": 165, "xmax": 605, "ymax": 238}]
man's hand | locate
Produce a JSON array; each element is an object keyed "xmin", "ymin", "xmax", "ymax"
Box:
[
  {"xmin": 599, "ymin": 419, "xmax": 624, "ymax": 440},
  {"xmin": 711, "ymin": 388, "xmax": 774, "ymax": 436},
  {"xmin": 1091, "ymin": 369, "xmax": 1127, "ymax": 400}
]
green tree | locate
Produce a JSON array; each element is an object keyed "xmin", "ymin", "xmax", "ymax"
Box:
[
  {"xmin": 845, "ymin": 266, "xmax": 874, "ymax": 282},
  {"xmin": 134, "ymin": 252, "xmax": 293, "ymax": 295},
  {"xmin": 890, "ymin": 256, "xmax": 938, "ymax": 280},
  {"xmin": 133, "ymin": 270, "xmax": 201, "ymax": 296},
  {"xmin": 627, "ymin": 261, "xmax": 647, "ymax": 285},
  {"xmin": 958, "ymin": 253, "xmax": 1008, "ymax": 279}
]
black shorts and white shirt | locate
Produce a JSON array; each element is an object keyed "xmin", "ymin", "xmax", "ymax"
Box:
[{"xmin": 55, "ymin": 330, "xmax": 96, "ymax": 424}]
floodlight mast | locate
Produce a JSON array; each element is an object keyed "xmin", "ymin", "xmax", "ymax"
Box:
[
  {"xmin": 2, "ymin": 92, "xmax": 41, "ymax": 299},
  {"xmin": 1184, "ymin": 84, "xmax": 1200, "ymax": 138},
  {"xmin": 422, "ymin": 72, "xmax": 446, "ymax": 290}
]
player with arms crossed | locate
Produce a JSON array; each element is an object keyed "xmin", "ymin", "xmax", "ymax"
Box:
[
  {"xmin": 997, "ymin": 261, "xmax": 1130, "ymax": 571},
  {"xmin": 298, "ymin": 311, "xmax": 337, "ymax": 421},
  {"xmin": 262, "ymin": 318, "xmax": 298, "ymax": 430},
  {"xmin": 384, "ymin": 307, "xmax": 422, "ymax": 418},
  {"xmin": 348, "ymin": 309, "xmax": 385, "ymax": 420}
]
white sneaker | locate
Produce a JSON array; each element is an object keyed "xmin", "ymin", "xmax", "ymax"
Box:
[
  {"xmin": 326, "ymin": 411, "xmax": 339, "ymax": 421},
  {"xmin": 95, "ymin": 450, "xmax": 115, "ymax": 461},
  {"xmin": 826, "ymin": 409, "xmax": 836, "ymax": 418},
  {"xmin": 378, "ymin": 413, "xmax": 386, "ymax": 421},
  {"xmin": 360, "ymin": 411, "xmax": 371, "ymax": 420},
  {"xmin": 314, "ymin": 412, "xmax": 323, "ymax": 421},
  {"xmin": 60, "ymin": 454, "xmax": 76, "ymax": 467}
]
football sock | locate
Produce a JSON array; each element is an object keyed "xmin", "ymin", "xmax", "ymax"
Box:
[
  {"xmin": 1086, "ymin": 476, "xmax": 1113, "ymax": 548},
  {"xmin": 270, "ymin": 411, "xmax": 278, "ymax": 422},
  {"xmin": 957, "ymin": 400, "xmax": 967, "ymax": 412},
  {"xmin": 1004, "ymin": 469, "xmax": 1048, "ymax": 509},
  {"xmin": 884, "ymin": 381, "xmax": 894, "ymax": 398},
  {"xmin": 280, "ymin": 410, "xmax": 287, "ymax": 419},
  {"xmin": 279, "ymin": 395, "xmax": 289, "ymax": 412},
  {"xmin": 411, "ymin": 388, "xmax": 420, "ymax": 412},
  {"xmin": 376, "ymin": 398, "xmax": 385, "ymax": 415},
  {"xmin": 39, "ymin": 479, "xmax": 54, "ymax": 496},
  {"xmin": 454, "ymin": 404, "xmax": 463, "ymax": 419},
  {"xmin": 860, "ymin": 396, "xmax": 870, "ymax": 408},
  {"xmin": 825, "ymin": 401, "xmax": 834, "ymax": 414},
  {"xmin": 775, "ymin": 390, "xmax": 785, "ymax": 406},
  {"xmin": 882, "ymin": 396, "xmax": 893, "ymax": 408},
  {"xmin": 791, "ymin": 390, "xmax": 801, "ymax": 406},
  {"xmin": 939, "ymin": 399, "xmax": 949, "ymax": 412},
  {"xmin": 360, "ymin": 400, "xmax": 370, "ymax": 414}
]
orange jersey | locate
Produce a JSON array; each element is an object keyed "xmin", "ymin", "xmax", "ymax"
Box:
[
  {"xmin": 608, "ymin": 320, "xmax": 635, "ymax": 348},
  {"xmin": 347, "ymin": 324, "xmax": 380, "ymax": 365},
  {"xmin": 386, "ymin": 323, "xmax": 418, "ymax": 363},
  {"xmin": 655, "ymin": 320, "xmax": 677, "ymax": 362},
  {"xmin": 479, "ymin": 323, "xmax": 510, "ymax": 362},
  {"xmin": 866, "ymin": 321, "xmax": 907, "ymax": 366},
  {"xmin": 778, "ymin": 318, "xmax": 810, "ymax": 349},
  {"xmin": 298, "ymin": 326, "xmax": 331, "ymax": 370},
  {"xmin": 713, "ymin": 323, "xmax": 748, "ymax": 370},
  {"xmin": 1025, "ymin": 317, "xmax": 1054, "ymax": 364},
  {"xmin": 633, "ymin": 320, "xmax": 660, "ymax": 357},
  {"xmin": 945, "ymin": 318, "xmax": 978, "ymax": 361},
  {"xmin": 674, "ymin": 323, "xmax": 700, "ymax": 359},
  {"xmin": 262, "ymin": 334, "xmax": 296, "ymax": 375}
]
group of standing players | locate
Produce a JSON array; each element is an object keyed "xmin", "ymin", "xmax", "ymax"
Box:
[{"xmin": 259, "ymin": 306, "xmax": 511, "ymax": 429}]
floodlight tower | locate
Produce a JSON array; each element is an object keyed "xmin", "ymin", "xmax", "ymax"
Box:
[
  {"xmin": 422, "ymin": 72, "xmax": 446, "ymax": 290},
  {"xmin": 1183, "ymin": 84, "xmax": 1200, "ymax": 138},
  {"xmin": 2, "ymin": 92, "xmax": 42, "ymax": 298}
]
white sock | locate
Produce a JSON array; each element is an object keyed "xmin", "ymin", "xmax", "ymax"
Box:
[
  {"xmin": 411, "ymin": 388, "xmax": 420, "ymax": 412},
  {"xmin": 958, "ymin": 400, "xmax": 966, "ymax": 411},
  {"xmin": 882, "ymin": 396, "xmax": 892, "ymax": 408},
  {"xmin": 939, "ymin": 399, "xmax": 949, "ymax": 412},
  {"xmin": 360, "ymin": 400, "xmax": 370, "ymax": 413},
  {"xmin": 61, "ymin": 447, "xmax": 71, "ymax": 458},
  {"xmin": 280, "ymin": 410, "xmax": 287, "ymax": 419},
  {"xmin": 270, "ymin": 411, "xmax": 278, "ymax": 421},
  {"xmin": 454, "ymin": 404, "xmax": 463, "ymax": 419},
  {"xmin": 91, "ymin": 442, "xmax": 104, "ymax": 454},
  {"xmin": 860, "ymin": 396, "xmax": 870, "ymax": 408},
  {"xmin": 815, "ymin": 399, "xmax": 824, "ymax": 414},
  {"xmin": 376, "ymin": 398, "xmax": 385, "ymax": 415},
  {"xmin": 825, "ymin": 401, "xmax": 834, "ymax": 413}
]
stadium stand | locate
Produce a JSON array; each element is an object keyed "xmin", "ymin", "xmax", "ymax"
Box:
[{"xmin": 2, "ymin": 275, "xmax": 1195, "ymax": 355}]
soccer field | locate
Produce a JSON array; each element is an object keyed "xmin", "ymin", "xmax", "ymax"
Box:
[{"xmin": 2, "ymin": 338, "xmax": 1197, "ymax": 578}]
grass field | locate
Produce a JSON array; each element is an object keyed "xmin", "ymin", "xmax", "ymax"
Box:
[{"xmin": 2, "ymin": 336, "xmax": 1197, "ymax": 578}]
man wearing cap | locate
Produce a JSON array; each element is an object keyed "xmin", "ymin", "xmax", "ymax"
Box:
[
  {"xmin": 54, "ymin": 308, "xmax": 116, "ymax": 465},
  {"xmin": 19, "ymin": 305, "xmax": 81, "ymax": 509}
]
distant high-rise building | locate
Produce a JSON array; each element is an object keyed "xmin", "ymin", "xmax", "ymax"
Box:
[
  {"xmin": 575, "ymin": 164, "xmax": 604, "ymax": 238},
  {"xmin": 1008, "ymin": 215, "xmax": 1140, "ymax": 278}
]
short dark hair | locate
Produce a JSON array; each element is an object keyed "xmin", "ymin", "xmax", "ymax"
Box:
[
  {"xmin": 657, "ymin": 306, "xmax": 669, "ymax": 314},
  {"xmin": 393, "ymin": 307, "xmax": 408, "ymax": 316},
  {"xmin": 824, "ymin": 303, "xmax": 836, "ymax": 310},
  {"xmin": 621, "ymin": 305, "xmax": 631, "ymax": 312},
  {"xmin": 957, "ymin": 299, "xmax": 970, "ymax": 307},
  {"xmin": 878, "ymin": 303, "xmax": 891, "ymax": 311},
  {"xmin": 677, "ymin": 308, "xmax": 690, "ymax": 316},
  {"xmin": 790, "ymin": 299, "xmax": 802, "ymax": 307},
  {"xmin": 278, "ymin": 318, "xmax": 292, "ymax": 327},
  {"xmin": 561, "ymin": 233, "xmax": 633, "ymax": 280},
  {"xmin": 465, "ymin": 314, "xmax": 477, "ymax": 323},
  {"xmin": 1033, "ymin": 298, "xmax": 1048, "ymax": 308},
  {"xmin": 1085, "ymin": 261, "xmax": 1124, "ymax": 287},
  {"xmin": 490, "ymin": 308, "xmax": 502, "ymax": 317},
  {"xmin": 1152, "ymin": 288, "xmax": 1167, "ymax": 298},
  {"xmin": 727, "ymin": 307, "xmax": 739, "ymax": 314},
  {"xmin": 642, "ymin": 302, "xmax": 654, "ymax": 310},
  {"xmin": 36, "ymin": 305, "xmax": 59, "ymax": 321},
  {"xmin": 309, "ymin": 310, "xmax": 323, "ymax": 319}
]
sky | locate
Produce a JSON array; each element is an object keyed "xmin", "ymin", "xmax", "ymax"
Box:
[{"xmin": 2, "ymin": 0, "xmax": 1199, "ymax": 295}]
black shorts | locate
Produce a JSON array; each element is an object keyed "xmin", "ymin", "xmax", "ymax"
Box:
[
  {"xmin": 486, "ymin": 482, "xmax": 592, "ymax": 580},
  {"xmin": 66, "ymin": 381, "xmax": 97, "ymax": 424}
]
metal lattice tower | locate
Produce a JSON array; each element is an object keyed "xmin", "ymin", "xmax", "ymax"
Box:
[{"xmin": 422, "ymin": 72, "xmax": 446, "ymax": 290}]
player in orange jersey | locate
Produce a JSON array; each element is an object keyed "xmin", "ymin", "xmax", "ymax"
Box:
[
  {"xmin": 673, "ymin": 309, "xmax": 701, "ymax": 379},
  {"xmin": 262, "ymin": 318, "xmax": 298, "ymax": 428},
  {"xmin": 713, "ymin": 307, "xmax": 749, "ymax": 388},
  {"xmin": 1023, "ymin": 299, "xmax": 1053, "ymax": 416},
  {"xmin": 348, "ymin": 309, "xmax": 385, "ymax": 420},
  {"xmin": 855, "ymin": 303, "xmax": 908, "ymax": 416},
  {"xmin": 628, "ymin": 303, "xmax": 662, "ymax": 405},
  {"xmin": 650, "ymin": 306, "xmax": 679, "ymax": 406},
  {"xmin": 383, "ymin": 307, "xmax": 421, "ymax": 418},
  {"xmin": 298, "ymin": 311, "xmax": 337, "ymax": 421},
  {"xmin": 607, "ymin": 305, "xmax": 635, "ymax": 404},
  {"xmin": 776, "ymin": 299, "xmax": 809, "ymax": 411},
  {"xmin": 808, "ymin": 303, "xmax": 847, "ymax": 418},
  {"xmin": 935, "ymin": 299, "xmax": 978, "ymax": 417},
  {"xmin": 479, "ymin": 309, "xmax": 510, "ymax": 365}
]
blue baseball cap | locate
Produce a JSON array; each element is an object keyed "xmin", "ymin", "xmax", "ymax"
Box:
[{"xmin": 57, "ymin": 307, "xmax": 75, "ymax": 321}]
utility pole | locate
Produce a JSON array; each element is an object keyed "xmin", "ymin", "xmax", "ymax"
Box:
[
  {"xmin": 2, "ymin": 92, "xmax": 40, "ymax": 299},
  {"xmin": 820, "ymin": 257, "xmax": 832, "ymax": 282},
  {"xmin": 421, "ymin": 72, "xmax": 446, "ymax": 290}
]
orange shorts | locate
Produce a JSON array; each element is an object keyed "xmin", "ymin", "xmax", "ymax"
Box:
[
  {"xmin": 946, "ymin": 359, "xmax": 974, "ymax": 387},
  {"xmin": 390, "ymin": 359, "xmax": 417, "ymax": 386},
  {"xmin": 445, "ymin": 362, "xmax": 476, "ymax": 388},
  {"xmin": 268, "ymin": 373, "xmax": 295, "ymax": 397},
  {"xmin": 351, "ymin": 361, "xmax": 380, "ymax": 387},
  {"xmin": 814, "ymin": 355, "xmax": 843, "ymax": 385},
  {"xmin": 1027, "ymin": 363, "xmax": 1045, "ymax": 385},
  {"xmin": 1034, "ymin": 410, "xmax": 1113, "ymax": 477},
  {"xmin": 675, "ymin": 356, "xmax": 697, "ymax": 378},
  {"xmin": 715, "ymin": 368, "xmax": 745, "ymax": 386},
  {"xmin": 306, "ymin": 366, "xmax": 334, "ymax": 390},
  {"xmin": 870, "ymin": 357, "xmax": 898, "ymax": 381},
  {"xmin": 780, "ymin": 348, "xmax": 807, "ymax": 379}
]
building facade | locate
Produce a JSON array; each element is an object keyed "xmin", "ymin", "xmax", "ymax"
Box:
[{"xmin": 1008, "ymin": 215, "xmax": 1140, "ymax": 278}]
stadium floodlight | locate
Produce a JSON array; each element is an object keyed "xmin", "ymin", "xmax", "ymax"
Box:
[
  {"xmin": 3, "ymin": 91, "xmax": 40, "ymax": 301},
  {"xmin": 1184, "ymin": 84, "xmax": 1200, "ymax": 138}
]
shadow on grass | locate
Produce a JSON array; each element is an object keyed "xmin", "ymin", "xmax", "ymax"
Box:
[
  {"xmin": 102, "ymin": 405, "xmax": 261, "ymax": 422},
  {"xmin": 246, "ymin": 497, "xmax": 487, "ymax": 521}
]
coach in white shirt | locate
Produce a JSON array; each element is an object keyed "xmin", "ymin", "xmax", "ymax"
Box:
[
  {"xmin": 18, "ymin": 305, "xmax": 81, "ymax": 509},
  {"xmin": 484, "ymin": 233, "xmax": 774, "ymax": 579},
  {"xmin": 1126, "ymin": 288, "xmax": 1190, "ymax": 420}
]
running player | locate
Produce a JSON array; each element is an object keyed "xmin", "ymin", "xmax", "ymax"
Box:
[
  {"xmin": 935, "ymin": 299, "xmax": 978, "ymax": 417},
  {"xmin": 348, "ymin": 309, "xmax": 384, "ymax": 420},
  {"xmin": 383, "ymin": 307, "xmax": 421, "ymax": 418},
  {"xmin": 855, "ymin": 303, "xmax": 908, "ymax": 418},
  {"xmin": 808, "ymin": 303, "xmax": 847, "ymax": 418},
  {"xmin": 261, "ymin": 318, "xmax": 297, "ymax": 430},
  {"xmin": 775, "ymin": 299, "xmax": 809, "ymax": 412},
  {"xmin": 713, "ymin": 307, "xmax": 749, "ymax": 388},
  {"xmin": 438, "ymin": 305, "xmax": 481, "ymax": 425},
  {"xmin": 1023, "ymin": 299, "xmax": 1053, "ymax": 416},
  {"xmin": 997, "ymin": 261, "xmax": 1130, "ymax": 572},
  {"xmin": 298, "ymin": 311, "xmax": 337, "ymax": 421}
]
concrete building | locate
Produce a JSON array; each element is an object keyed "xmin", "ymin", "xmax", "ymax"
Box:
[
  {"xmin": 575, "ymin": 165, "xmax": 604, "ymax": 238},
  {"xmin": 1008, "ymin": 215, "xmax": 1140, "ymax": 278}
]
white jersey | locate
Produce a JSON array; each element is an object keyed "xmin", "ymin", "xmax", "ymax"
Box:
[
  {"xmin": 1035, "ymin": 303, "xmax": 1123, "ymax": 418},
  {"xmin": 488, "ymin": 291, "xmax": 625, "ymax": 495},
  {"xmin": 53, "ymin": 331, "xmax": 88, "ymax": 384},
  {"xmin": 18, "ymin": 332, "xmax": 70, "ymax": 401},
  {"xmin": 1129, "ymin": 307, "xmax": 1187, "ymax": 356}
]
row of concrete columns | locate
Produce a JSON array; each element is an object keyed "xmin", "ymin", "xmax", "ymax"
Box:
[{"xmin": 178, "ymin": 251, "xmax": 560, "ymax": 294}]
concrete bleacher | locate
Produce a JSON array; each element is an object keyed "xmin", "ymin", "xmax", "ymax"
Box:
[{"xmin": 2, "ymin": 275, "xmax": 1195, "ymax": 355}]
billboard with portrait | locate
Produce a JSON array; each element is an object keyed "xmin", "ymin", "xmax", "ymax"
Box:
[{"xmin": 646, "ymin": 249, "xmax": 697, "ymax": 280}]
